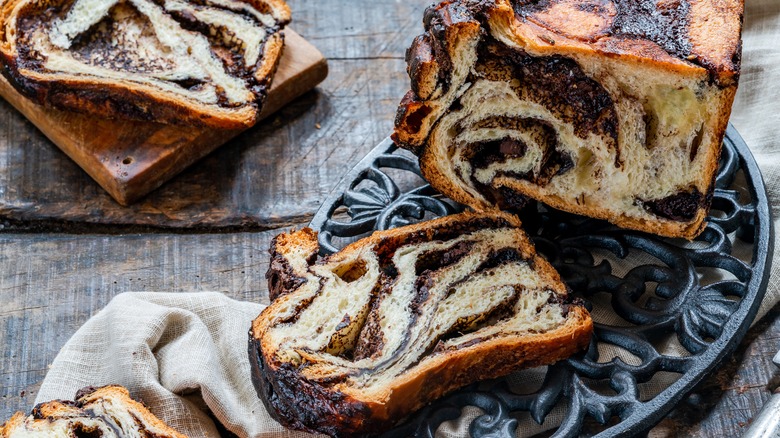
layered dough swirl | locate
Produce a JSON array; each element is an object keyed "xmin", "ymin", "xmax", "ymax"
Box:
[
  {"xmin": 0, "ymin": 0, "xmax": 291, "ymax": 128},
  {"xmin": 1, "ymin": 386, "xmax": 187, "ymax": 438},
  {"xmin": 394, "ymin": 0, "xmax": 743, "ymax": 239},
  {"xmin": 250, "ymin": 212, "xmax": 592, "ymax": 436}
]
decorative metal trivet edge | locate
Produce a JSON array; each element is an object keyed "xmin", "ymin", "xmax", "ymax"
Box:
[{"xmin": 309, "ymin": 124, "xmax": 773, "ymax": 438}]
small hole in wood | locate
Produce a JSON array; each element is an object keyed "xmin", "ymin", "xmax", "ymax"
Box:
[{"xmin": 122, "ymin": 157, "xmax": 134, "ymax": 165}]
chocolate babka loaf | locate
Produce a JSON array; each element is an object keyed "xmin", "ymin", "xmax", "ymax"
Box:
[
  {"xmin": 0, "ymin": 0, "xmax": 291, "ymax": 129},
  {"xmin": 250, "ymin": 211, "xmax": 593, "ymax": 436},
  {"xmin": 0, "ymin": 385, "xmax": 186, "ymax": 437},
  {"xmin": 394, "ymin": 0, "xmax": 743, "ymax": 239}
]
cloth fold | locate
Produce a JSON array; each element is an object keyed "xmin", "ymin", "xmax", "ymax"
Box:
[{"xmin": 34, "ymin": 292, "xmax": 313, "ymax": 438}]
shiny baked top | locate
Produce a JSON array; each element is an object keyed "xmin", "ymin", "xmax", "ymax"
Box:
[{"xmin": 424, "ymin": 0, "xmax": 743, "ymax": 85}]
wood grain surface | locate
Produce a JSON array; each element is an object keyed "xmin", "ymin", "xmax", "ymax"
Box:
[
  {"xmin": 0, "ymin": 1, "xmax": 777, "ymax": 437},
  {"xmin": 0, "ymin": 30, "xmax": 327, "ymax": 206}
]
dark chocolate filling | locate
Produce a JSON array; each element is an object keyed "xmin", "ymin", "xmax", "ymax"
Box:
[
  {"xmin": 326, "ymin": 310, "xmax": 368, "ymax": 362},
  {"xmin": 266, "ymin": 249, "xmax": 308, "ymax": 302},
  {"xmin": 472, "ymin": 41, "xmax": 619, "ymax": 159},
  {"xmin": 461, "ymin": 119, "xmax": 575, "ymax": 206},
  {"xmin": 469, "ymin": 138, "xmax": 530, "ymax": 169},
  {"xmin": 356, "ymin": 225, "xmax": 518, "ymax": 367},
  {"xmin": 610, "ymin": 0, "xmax": 692, "ymax": 60},
  {"xmin": 475, "ymin": 247, "xmax": 529, "ymax": 273},
  {"xmin": 495, "ymin": 186, "xmax": 533, "ymax": 211},
  {"xmin": 410, "ymin": 247, "xmax": 548, "ymax": 365},
  {"xmin": 352, "ymin": 273, "xmax": 395, "ymax": 361},
  {"xmin": 66, "ymin": 3, "xmax": 176, "ymax": 74},
  {"xmin": 464, "ymin": 118, "xmax": 555, "ymax": 168},
  {"xmin": 640, "ymin": 187, "xmax": 703, "ymax": 222},
  {"xmin": 425, "ymin": 286, "xmax": 522, "ymax": 355},
  {"xmin": 82, "ymin": 409, "xmax": 124, "ymax": 438},
  {"xmin": 513, "ymin": 0, "xmax": 693, "ymax": 61},
  {"xmin": 415, "ymin": 240, "xmax": 476, "ymax": 275},
  {"xmin": 72, "ymin": 424, "xmax": 103, "ymax": 438},
  {"xmin": 153, "ymin": 0, "xmax": 280, "ymax": 79},
  {"xmin": 689, "ymin": 125, "xmax": 705, "ymax": 162},
  {"xmin": 372, "ymin": 216, "xmax": 515, "ymax": 262},
  {"xmin": 410, "ymin": 271, "xmax": 436, "ymax": 316},
  {"xmin": 276, "ymin": 278, "xmax": 324, "ymax": 325}
]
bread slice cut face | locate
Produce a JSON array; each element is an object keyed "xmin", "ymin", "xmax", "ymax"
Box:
[
  {"xmin": 394, "ymin": 0, "xmax": 743, "ymax": 239},
  {"xmin": 0, "ymin": 0, "xmax": 291, "ymax": 128},
  {"xmin": 0, "ymin": 385, "xmax": 187, "ymax": 437},
  {"xmin": 250, "ymin": 212, "xmax": 593, "ymax": 436}
]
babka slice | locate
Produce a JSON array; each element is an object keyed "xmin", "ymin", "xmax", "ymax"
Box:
[
  {"xmin": 394, "ymin": 0, "xmax": 743, "ymax": 239},
  {"xmin": 0, "ymin": 0, "xmax": 291, "ymax": 129},
  {"xmin": 0, "ymin": 385, "xmax": 186, "ymax": 437},
  {"xmin": 250, "ymin": 211, "xmax": 593, "ymax": 436}
]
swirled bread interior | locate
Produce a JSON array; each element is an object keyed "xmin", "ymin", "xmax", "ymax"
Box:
[
  {"xmin": 0, "ymin": 385, "xmax": 186, "ymax": 438},
  {"xmin": 0, "ymin": 0, "xmax": 290, "ymax": 128},
  {"xmin": 250, "ymin": 212, "xmax": 593, "ymax": 436},
  {"xmin": 394, "ymin": 0, "xmax": 743, "ymax": 239}
]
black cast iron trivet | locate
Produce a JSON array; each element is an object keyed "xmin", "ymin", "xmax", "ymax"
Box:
[{"xmin": 309, "ymin": 125, "xmax": 773, "ymax": 438}]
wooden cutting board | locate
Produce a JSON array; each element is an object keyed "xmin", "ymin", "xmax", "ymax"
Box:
[{"xmin": 0, "ymin": 30, "xmax": 327, "ymax": 206}]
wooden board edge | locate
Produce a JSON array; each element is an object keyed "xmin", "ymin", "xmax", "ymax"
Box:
[
  {"xmin": 0, "ymin": 29, "xmax": 328, "ymax": 206},
  {"xmin": 113, "ymin": 32, "xmax": 329, "ymax": 205}
]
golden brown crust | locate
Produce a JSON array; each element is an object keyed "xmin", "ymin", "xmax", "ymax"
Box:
[
  {"xmin": 509, "ymin": 0, "xmax": 742, "ymax": 78},
  {"xmin": 352, "ymin": 306, "xmax": 593, "ymax": 426},
  {"xmin": 266, "ymin": 227, "xmax": 319, "ymax": 301},
  {"xmin": 406, "ymin": 35, "xmax": 440, "ymax": 101},
  {"xmin": 393, "ymin": 7, "xmax": 483, "ymax": 147},
  {"xmin": 254, "ymin": 32, "xmax": 286, "ymax": 87},
  {"xmin": 250, "ymin": 211, "xmax": 594, "ymax": 436},
  {"xmin": 0, "ymin": 0, "xmax": 291, "ymax": 129},
  {"xmin": 240, "ymin": 0, "xmax": 291, "ymax": 22},
  {"xmin": 687, "ymin": 0, "xmax": 744, "ymax": 86}
]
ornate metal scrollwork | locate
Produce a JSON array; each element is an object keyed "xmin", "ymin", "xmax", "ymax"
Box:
[
  {"xmin": 313, "ymin": 142, "xmax": 461, "ymax": 254},
  {"xmin": 309, "ymin": 125, "xmax": 773, "ymax": 437}
]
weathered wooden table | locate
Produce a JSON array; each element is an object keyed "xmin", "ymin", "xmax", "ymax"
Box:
[{"xmin": 0, "ymin": 1, "xmax": 777, "ymax": 436}]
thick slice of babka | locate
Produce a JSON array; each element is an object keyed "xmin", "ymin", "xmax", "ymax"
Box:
[
  {"xmin": 250, "ymin": 211, "xmax": 593, "ymax": 436},
  {"xmin": 0, "ymin": 0, "xmax": 291, "ymax": 129},
  {"xmin": 394, "ymin": 0, "xmax": 743, "ymax": 239},
  {"xmin": 0, "ymin": 385, "xmax": 187, "ymax": 437}
]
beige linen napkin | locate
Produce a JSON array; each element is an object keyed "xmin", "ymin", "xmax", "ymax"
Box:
[
  {"xmin": 731, "ymin": 0, "xmax": 780, "ymax": 320},
  {"xmin": 35, "ymin": 292, "xmax": 314, "ymax": 438}
]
